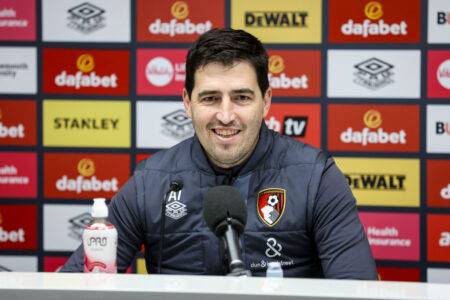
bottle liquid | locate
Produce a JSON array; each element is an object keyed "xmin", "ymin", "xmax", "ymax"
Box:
[
  {"xmin": 83, "ymin": 198, "xmax": 118, "ymax": 273},
  {"xmin": 266, "ymin": 261, "xmax": 283, "ymax": 278}
]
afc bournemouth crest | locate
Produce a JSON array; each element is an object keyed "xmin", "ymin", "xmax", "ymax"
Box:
[{"xmin": 257, "ymin": 188, "xmax": 286, "ymax": 227}]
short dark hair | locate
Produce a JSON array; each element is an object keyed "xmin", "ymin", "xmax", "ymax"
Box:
[{"xmin": 185, "ymin": 28, "xmax": 269, "ymax": 98}]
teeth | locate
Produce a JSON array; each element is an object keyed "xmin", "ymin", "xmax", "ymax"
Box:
[{"xmin": 214, "ymin": 129, "xmax": 239, "ymax": 137}]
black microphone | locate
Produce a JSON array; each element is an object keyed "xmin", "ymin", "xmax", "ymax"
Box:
[
  {"xmin": 203, "ymin": 185, "xmax": 251, "ymax": 276},
  {"xmin": 157, "ymin": 179, "xmax": 183, "ymax": 274}
]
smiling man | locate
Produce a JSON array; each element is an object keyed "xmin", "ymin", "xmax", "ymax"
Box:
[{"xmin": 61, "ymin": 28, "xmax": 377, "ymax": 279}]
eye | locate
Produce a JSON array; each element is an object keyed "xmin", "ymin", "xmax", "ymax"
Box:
[
  {"xmin": 200, "ymin": 95, "xmax": 219, "ymax": 103},
  {"xmin": 235, "ymin": 94, "xmax": 252, "ymax": 102}
]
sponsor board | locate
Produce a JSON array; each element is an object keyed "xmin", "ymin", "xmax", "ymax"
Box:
[
  {"xmin": 427, "ymin": 105, "xmax": 450, "ymax": 153},
  {"xmin": 136, "ymin": 257, "xmax": 147, "ymax": 274},
  {"xmin": 377, "ymin": 267, "xmax": 420, "ymax": 282},
  {"xmin": 0, "ymin": 205, "xmax": 37, "ymax": 250},
  {"xmin": 328, "ymin": 104, "xmax": 419, "ymax": 152},
  {"xmin": 267, "ymin": 50, "xmax": 320, "ymax": 97},
  {"xmin": 44, "ymin": 153, "xmax": 129, "ymax": 199},
  {"xmin": 137, "ymin": 49, "xmax": 187, "ymax": 96},
  {"xmin": 0, "ymin": 256, "xmax": 37, "ymax": 272},
  {"xmin": 43, "ymin": 48, "xmax": 129, "ymax": 96},
  {"xmin": 137, "ymin": 0, "xmax": 223, "ymax": 42},
  {"xmin": 136, "ymin": 101, "xmax": 194, "ymax": 148},
  {"xmin": 43, "ymin": 100, "xmax": 130, "ymax": 148},
  {"xmin": 0, "ymin": 152, "xmax": 36, "ymax": 198},
  {"xmin": 231, "ymin": 0, "xmax": 321, "ymax": 43},
  {"xmin": 0, "ymin": 100, "xmax": 36, "ymax": 146},
  {"xmin": 359, "ymin": 212, "xmax": 420, "ymax": 261},
  {"xmin": 43, "ymin": 204, "xmax": 91, "ymax": 251},
  {"xmin": 42, "ymin": 0, "xmax": 130, "ymax": 42},
  {"xmin": 265, "ymin": 103, "xmax": 321, "ymax": 147},
  {"xmin": 334, "ymin": 157, "xmax": 420, "ymax": 207},
  {"xmin": 0, "ymin": 47, "xmax": 36, "ymax": 94},
  {"xmin": 329, "ymin": 0, "xmax": 420, "ymax": 43},
  {"xmin": 427, "ymin": 268, "xmax": 450, "ymax": 283},
  {"xmin": 428, "ymin": 214, "xmax": 450, "ymax": 262},
  {"xmin": 0, "ymin": 0, "xmax": 36, "ymax": 41},
  {"xmin": 428, "ymin": 0, "xmax": 450, "ymax": 44},
  {"xmin": 327, "ymin": 50, "xmax": 420, "ymax": 99},
  {"xmin": 43, "ymin": 256, "xmax": 68, "ymax": 272},
  {"xmin": 427, "ymin": 160, "xmax": 450, "ymax": 207},
  {"xmin": 427, "ymin": 50, "xmax": 450, "ymax": 98}
]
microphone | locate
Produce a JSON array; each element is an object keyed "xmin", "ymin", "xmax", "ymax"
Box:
[
  {"xmin": 203, "ymin": 185, "xmax": 251, "ymax": 276},
  {"xmin": 157, "ymin": 179, "xmax": 183, "ymax": 274}
]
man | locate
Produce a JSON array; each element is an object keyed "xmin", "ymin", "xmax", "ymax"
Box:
[{"xmin": 62, "ymin": 28, "xmax": 377, "ymax": 279}]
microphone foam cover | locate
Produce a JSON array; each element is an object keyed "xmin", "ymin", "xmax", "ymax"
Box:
[{"xmin": 203, "ymin": 185, "xmax": 247, "ymax": 235}]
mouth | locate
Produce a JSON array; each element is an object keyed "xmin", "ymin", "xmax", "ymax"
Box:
[{"xmin": 212, "ymin": 128, "xmax": 241, "ymax": 138}]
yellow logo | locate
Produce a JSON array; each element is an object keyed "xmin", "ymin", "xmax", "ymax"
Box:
[
  {"xmin": 0, "ymin": 213, "xmax": 2, "ymax": 225},
  {"xmin": 334, "ymin": 157, "xmax": 420, "ymax": 207},
  {"xmin": 0, "ymin": 109, "xmax": 2, "ymax": 119},
  {"xmin": 77, "ymin": 158, "xmax": 95, "ymax": 177},
  {"xmin": 364, "ymin": 1, "xmax": 383, "ymax": 20},
  {"xmin": 268, "ymin": 55, "xmax": 285, "ymax": 74},
  {"xmin": 171, "ymin": 1, "xmax": 189, "ymax": 20},
  {"xmin": 76, "ymin": 54, "xmax": 95, "ymax": 73},
  {"xmin": 363, "ymin": 109, "xmax": 382, "ymax": 129}
]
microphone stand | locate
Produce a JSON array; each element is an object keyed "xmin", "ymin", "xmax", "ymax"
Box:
[{"xmin": 221, "ymin": 217, "xmax": 252, "ymax": 277}]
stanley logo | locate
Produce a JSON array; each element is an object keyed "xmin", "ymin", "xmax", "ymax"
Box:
[
  {"xmin": 245, "ymin": 11, "xmax": 308, "ymax": 27},
  {"xmin": 345, "ymin": 173, "xmax": 406, "ymax": 190},
  {"xmin": 269, "ymin": 55, "xmax": 285, "ymax": 74},
  {"xmin": 76, "ymin": 54, "xmax": 95, "ymax": 73},
  {"xmin": 77, "ymin": 158, "xmax": 95, "ymax": 177},
  {"xmin": 364, "ymin": 1, "xmax": 383, "ymax": 20},
  {"xmin": 364, "ymin": 109, "xmax": 382, "ymax": 128},
  {"xmin": 171, "ymin": 1, "xmax": 189, "ymax": 20}
]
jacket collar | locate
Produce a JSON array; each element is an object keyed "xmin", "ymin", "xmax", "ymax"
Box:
[{"xmin": 191, "ymin": 122, "xmax": 273, "ymax": 176}]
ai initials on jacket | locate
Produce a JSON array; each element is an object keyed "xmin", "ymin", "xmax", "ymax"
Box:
[{"xmin": 165, "ymin": 190, "xmax": 187, "ymax": 220}]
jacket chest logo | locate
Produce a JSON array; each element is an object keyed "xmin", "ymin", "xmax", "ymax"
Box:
[
  {"xmin": 257, "ymin": 188, "xmax": 286, "ymax": 227},
  {"xmin": 165, "ymin": 190, "xmax": 187, "ymax": 220}
]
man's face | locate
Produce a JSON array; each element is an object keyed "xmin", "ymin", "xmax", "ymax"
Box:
[{"xmin": 183, "ymin": 61, "xmax": 271, "ymax": 169}]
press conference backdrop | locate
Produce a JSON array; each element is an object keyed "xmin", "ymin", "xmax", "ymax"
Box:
[{"xmin": 0, "ymin": 0, "xmax": 449, "ymax": 282}]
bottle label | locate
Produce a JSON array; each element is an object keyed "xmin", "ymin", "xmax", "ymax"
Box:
[{"xmin": 83, "ymin": 224, "xmax": 117, "ymax": 273}]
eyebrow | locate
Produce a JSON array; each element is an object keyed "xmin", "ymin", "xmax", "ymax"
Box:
[{"xmin": 197, "ymin": 88, "xmax": 255, "ymax": 98}]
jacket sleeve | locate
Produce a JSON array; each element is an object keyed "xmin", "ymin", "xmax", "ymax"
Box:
[
  {"xmin": 59, "ymin": 175, "xmax": 145, "ymax": 273},
  {"xmin": 311, "ymin": 156, "xmax": 378, "ymax": 280}
]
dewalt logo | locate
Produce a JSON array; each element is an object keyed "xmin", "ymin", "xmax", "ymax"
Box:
[
  {"xmin": 171, "ymin": 1, "xmax": 189, "ymax": 20},
  {"xmin": 364, "ymin": 1, "xmax": 383, "ymax": 20},
  {"xmin": 335, "ymin": 157, "xmax": 420, "ymax": 207},
  {"xmin": 245, "ymin": 11, "xmax": 308, "ymax": 27}
]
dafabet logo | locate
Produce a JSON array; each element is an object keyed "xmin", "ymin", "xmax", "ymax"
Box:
[
  {"xmin": 231, "ymin": 0, "xmax": 321, "ymax": 43},
  {"xmin": 137, "ymin": 49, "xmax": 187, "ymax": 96},
  {"xmin": 0, "ymin": 205, "xmax": 36, "ymax": 250},
  {"xmin": 359, "ymin": 212, "xmax": 419, "ymax": 261},
  {"xmin": 329, "ymin": 0, "xmax": 420, "ymax": 43},
  {"xmin": 335, "ymin": 157, "xmax": 420, "ymax": 207},
  {"xmin": 328, "ymin": 104, "xmax": 419, "ymax": 152},
  {"xmin": 44, "ymin": 153, "xmax": 129, "ymax": 199},
  {"xmin": 265, "ymin": 103, "xmax": 321, "ymax": 147},
  {"xmin": 267, "ymin": 50, "xmax": 320, "ymax": 97},
  {"xmin": 0, "ymin": 0, "xmax": 36, "ymax": 41},
  {"xmin": 428, "ymin": 214, "xmax": 450, "ymax": 262},
  {"xmin": 0, "ymin": 100, "xmax": 36, "ymax": 146},
  {"xmin": 43, "ymin": 49, "xmax": 129, "ymax": 96},
  {"xmin": 137, "ymin": 0, "xmax": 222, "ymax": 42},
  {"xmin": 427, "ymin": 160, "xmax": 450, "ymax": 208},
  {"xmin": 43, "ymin": 100, "xmax": 130, "ymax": 148}
]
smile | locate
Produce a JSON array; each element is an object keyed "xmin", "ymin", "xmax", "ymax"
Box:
[{"xmin": 213, "ymin": 128, "xmax": 240, "ymax": 138}]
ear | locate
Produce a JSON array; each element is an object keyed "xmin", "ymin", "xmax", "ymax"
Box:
[
  {"xmin": 182, "ymin": 88, "xmax": 192, "ymax": 118},
  {"xmin": 262, "ymin": 87, "xmax": 272, "ymax": 118}
]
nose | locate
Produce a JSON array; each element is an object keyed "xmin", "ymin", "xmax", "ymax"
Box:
[{"xmin": 216, "ymin": 98, "xmax": 236, "ymax": 125}]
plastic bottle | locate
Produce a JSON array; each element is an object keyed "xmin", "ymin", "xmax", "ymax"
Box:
[
  {"xmin": 266, "ymin": 261, "xmax": 283, "ymax": 278},
  {"xmin": 83, "ymin": 198, "xmax": 118, "ymax": 273}
]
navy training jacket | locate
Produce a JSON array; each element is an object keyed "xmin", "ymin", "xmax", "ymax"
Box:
[{"xmin": 61, "ymin": 123, "xmax": 377, "ymax": 279}]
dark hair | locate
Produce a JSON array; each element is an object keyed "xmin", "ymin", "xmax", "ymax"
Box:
[{"xmin": 185, "ymin": 28, "xmax": 269, "ymax": 98}]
